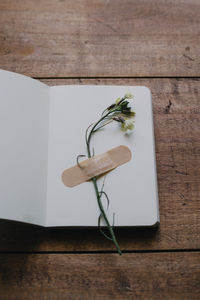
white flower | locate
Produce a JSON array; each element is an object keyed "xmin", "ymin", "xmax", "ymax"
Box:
[
  {"xmin": 115, "ymin": 97, "xmax": 121, "ymax": 104},
  {"xmin": 124, "ymin": 93, "xmax": 134, "ymax": 99},
  {"xmin": 121, "ymin": 119, "xmax": 135, "ymax": 132}
]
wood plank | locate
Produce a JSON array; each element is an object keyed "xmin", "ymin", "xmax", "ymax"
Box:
[
  {"xmin": 0, "ymin": 252, "xmax": 199, "ymax": 299},
  {"xmin": 0, "ymin": 78, "xmax": 199, "ymax": 252},
  {"xmin": 0, "ymin": 0, "xmax": 199, "ymax": 77}
]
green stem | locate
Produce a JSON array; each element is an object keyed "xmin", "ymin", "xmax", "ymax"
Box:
[
  {"xmin": 86, "ymin": 111, "xmax": 122, "ymax": 255},
  {"xmin": 92, "ymin": 177, "xmax": 122, "ymax": 255},
  {"xmin": 86, "ymin": 113, "xmax": 109, "ymax": 157}
]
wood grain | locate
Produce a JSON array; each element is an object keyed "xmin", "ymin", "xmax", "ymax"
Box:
[
  {"xmin": 0, "ymin": 78, "xmax": 199, "ymax": 252},
  {"xmin": 0, "ymin": 1, "xmax": 199, "ymax": 298},
  {"xmin": 0, "ymin": 0, "xmax": 199, "ymax": 77},
  {"xmin": 0, "ymin": 252, "xmax": 199, "ymax": 299}
]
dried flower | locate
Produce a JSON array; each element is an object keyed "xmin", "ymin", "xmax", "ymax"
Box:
[
  {"xmin": 82, "ymin": 93, "xmax": 136, "ymax": 255},
  {"xmin": 113, "ymin": 116, "xmax": 125, "ymax": 123},
  {"xmin": 115, "ymin": 97, "xmax": 121, "ymax": 104},
  {"xmin": 124, "ymin": 92, "xmax": 134, "ymax": 99},
  {"xmin": 121, "ymin": 119, "xmax": 135, "ymax": 131}
]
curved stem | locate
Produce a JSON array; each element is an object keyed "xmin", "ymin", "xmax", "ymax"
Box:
[
  {"xmin": 86, "ymin": 113, "xmax": 109, "ymax": 157},
  {"xmin": 92, "ymin": 177, "xmax": 122, "ymax": 255},
  {"xmin": 86, "ymin": 111, "xmax": 122, "ymax": 255}
]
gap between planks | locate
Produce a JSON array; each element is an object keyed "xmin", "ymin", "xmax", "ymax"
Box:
[
  {"xmin": 34, "ymin": 76, "xmax": 200, "ymax": 80},
  {"xmin": 0, "ymin": 249, "xmax": 200, "ymax": 255}
]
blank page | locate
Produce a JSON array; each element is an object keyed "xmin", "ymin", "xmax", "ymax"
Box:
[
  {"xmin": 0, "ymin": 70, "xmax": 49, "ymax": 225},
  {"xmin": 46, "ymin": 85, "xmax": 159, "ymax": 227}
]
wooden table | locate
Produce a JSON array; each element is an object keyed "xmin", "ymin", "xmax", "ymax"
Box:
[{"xmin": 0, "ymin": 1, "xmax": 200, "ymax": 299}]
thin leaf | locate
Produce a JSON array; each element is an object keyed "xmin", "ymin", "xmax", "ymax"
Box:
[
  {"xmin": 112, "ymin": 213, "xmax": 115, "ymax": 227},
  {"xmin": 85, "ymin": 123, "xmax": 94, "ymax": 144},
  {"xmin": 76, "ymin": 154, "xmax": 86, "ymax": 168},
  {"xmin": 98, "ymin": 214, "xmax": 113, "ymax": 241},
  {"xmin": 100, "ymin": 175, "xmax": 107, "ymax": 194},
  {"xmin": 99, "ymin": 191, "xmax": 110, "ymax": 210},
  {"xmin": 92, "ymin": 147, "xmax": 95, "ymax": 157}
]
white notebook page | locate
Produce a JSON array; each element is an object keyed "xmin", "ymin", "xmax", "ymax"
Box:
[
  {"xmin": 0, "ymin": 70, "xmax": 49, "ymax": 225},
  {"xmin": 46, "ymin": 85, "xmax": 159, "ymax": 227}
]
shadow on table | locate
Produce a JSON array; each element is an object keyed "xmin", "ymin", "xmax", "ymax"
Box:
[{"xmin": 0, "ymin": 219, "xmax": 160, "ymax": 252}]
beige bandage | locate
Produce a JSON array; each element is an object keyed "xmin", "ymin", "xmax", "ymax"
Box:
[{"xmin": 62, "ymin": 145, "xmax": 132, "ymax": 187}]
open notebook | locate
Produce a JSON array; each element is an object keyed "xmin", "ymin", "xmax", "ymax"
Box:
[{"xmin": 0, "ymin": 70, "xmax": 159, "ymax": 227}]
